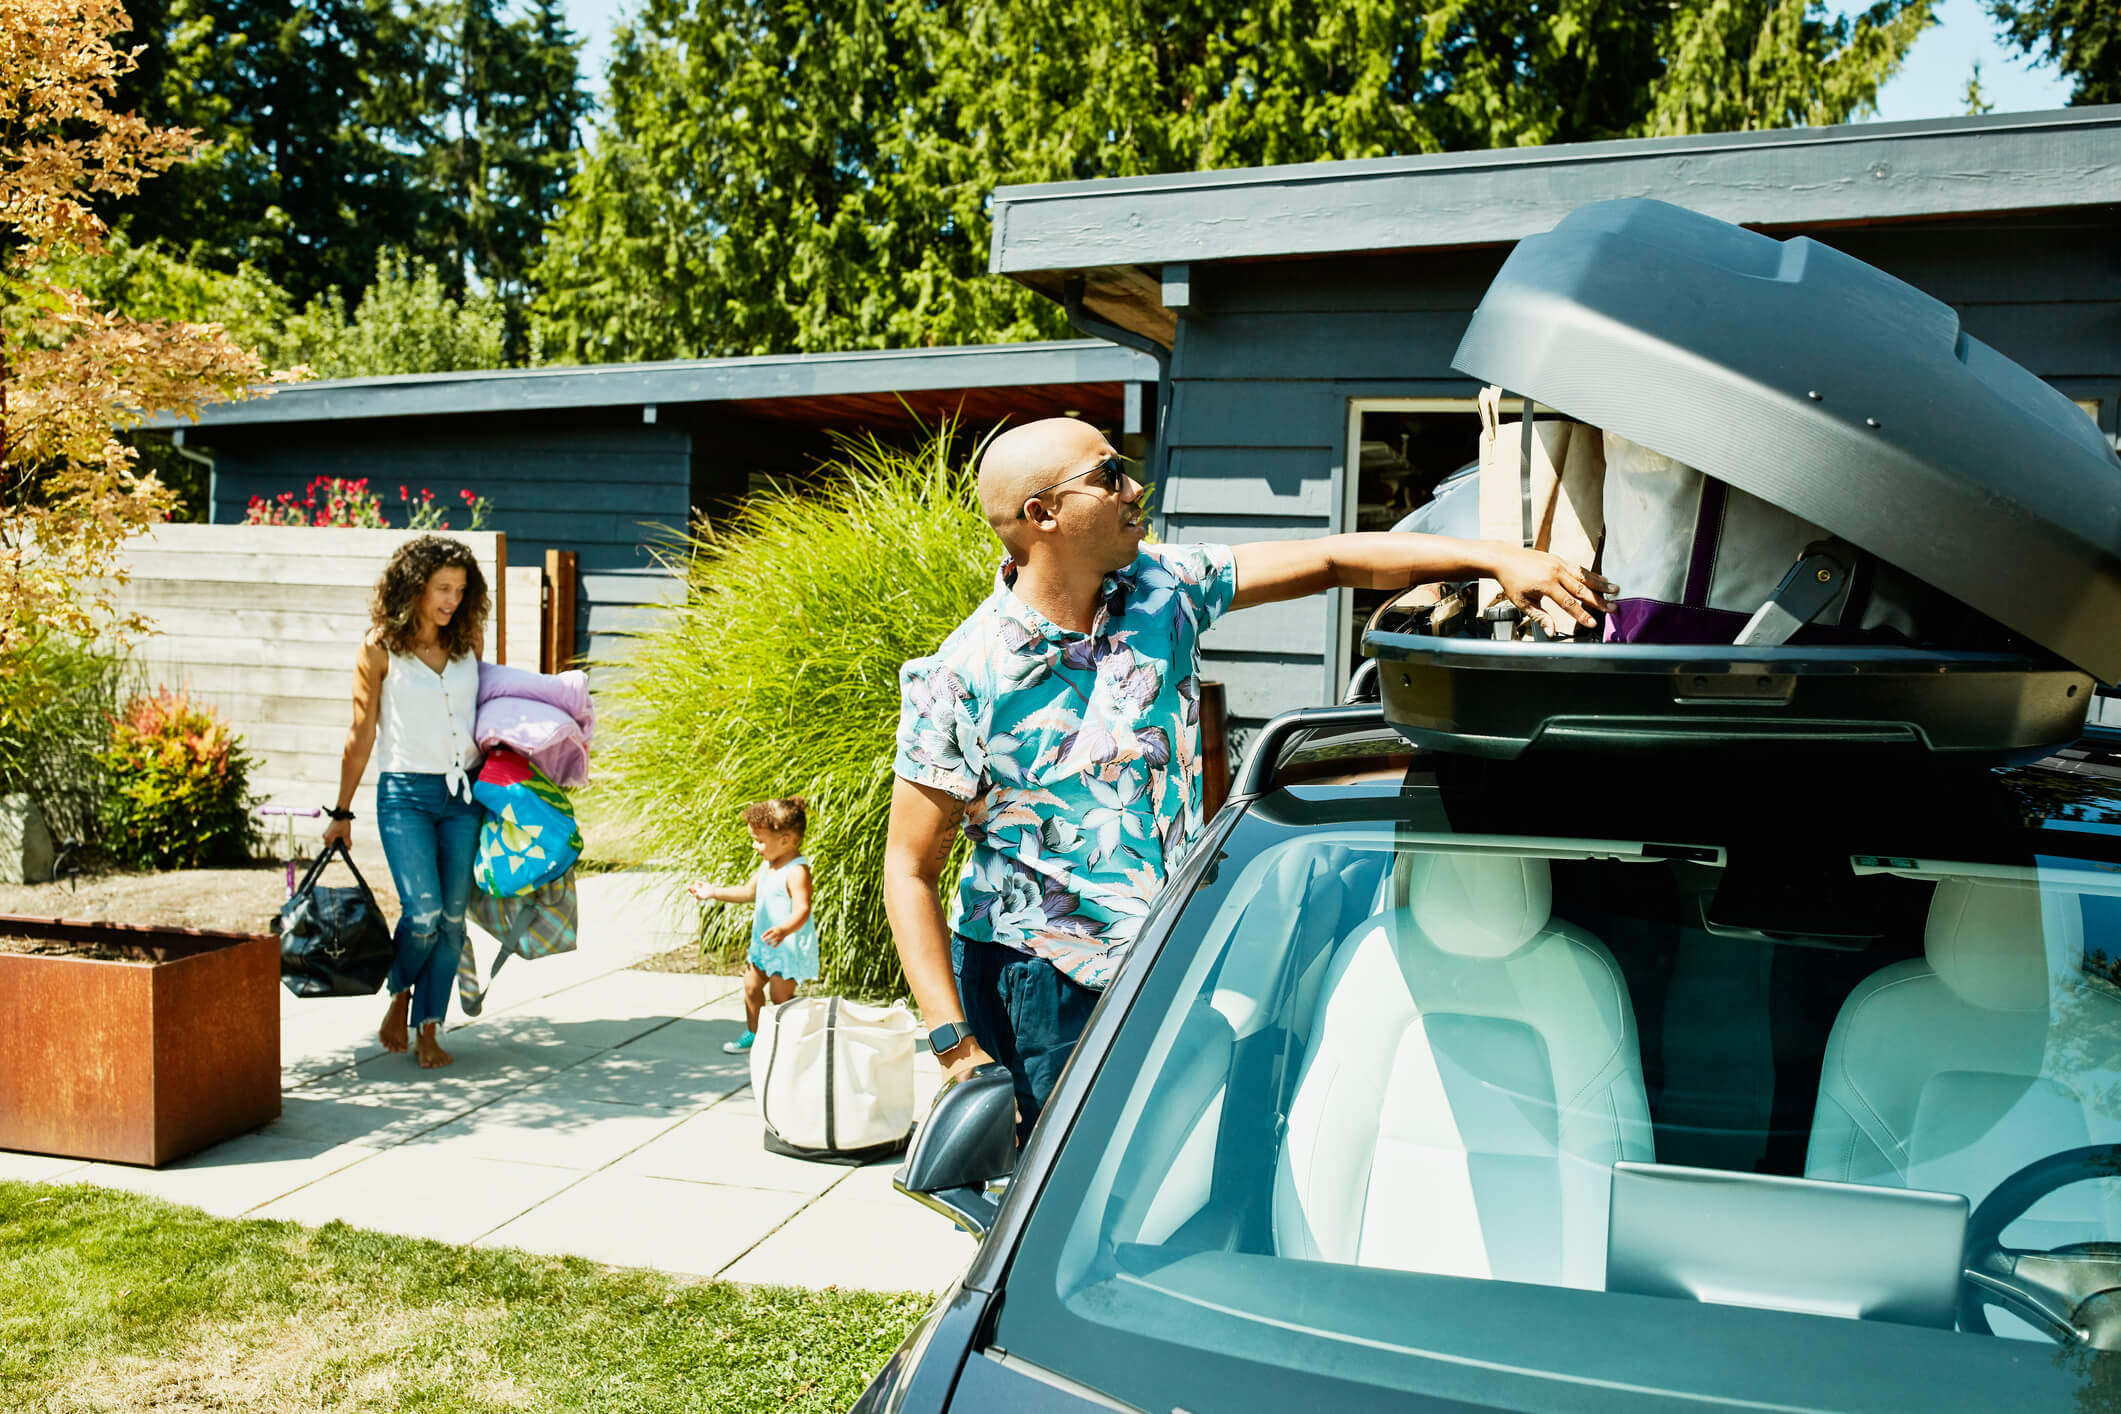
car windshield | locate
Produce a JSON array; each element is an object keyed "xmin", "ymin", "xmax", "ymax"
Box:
[{"xmin": 991, "ymin": 748, "xmax": 2121, "ymax": 1413}]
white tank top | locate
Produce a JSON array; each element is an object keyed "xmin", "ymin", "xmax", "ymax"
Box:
[{"xmin": 376, "ymin": 648, "xmax": 480, "ymax": 797}]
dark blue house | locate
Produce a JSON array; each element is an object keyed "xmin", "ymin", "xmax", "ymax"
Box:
[{"xmin": 174, "ymin": 340, "xmax": 1158, "ymax": 665}]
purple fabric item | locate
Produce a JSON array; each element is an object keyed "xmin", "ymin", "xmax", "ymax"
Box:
[
  {"xmin": 1682, "ymin": 478, "xmax": 1727, "ymax": 608},
  {"xmin": 476, "ymin": 661, "xmax": 592, "ymax": 727},
  {"xmin": 476, "ymin": 698, "xmax": 590, "ymax": 788},
  {"xmin": 474, "ymin": 663, "xmax": 594, "ymax": 788},
  {"xmin": 1604, "ymin": 599, "xmax": 1753, "ymax": 645}
]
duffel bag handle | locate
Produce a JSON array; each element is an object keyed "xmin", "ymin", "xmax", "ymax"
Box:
[{"xmin": 293, "ymin": 837, "xmax": 381, "ymax": 902}]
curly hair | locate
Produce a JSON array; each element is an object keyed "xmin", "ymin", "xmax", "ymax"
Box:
[
  {"xmin": 742, "ymin": 796, "xmax": 808, "ymax": 836},
  {"xmin": 369, "ymin": 535, "xmax": 489, "ymax": 658}
]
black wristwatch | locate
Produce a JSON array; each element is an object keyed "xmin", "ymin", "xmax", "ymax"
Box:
[
  {"xmin": 928, "ymin": 1021, "xmax": 972, "ymax": 1057},
  {"xmin": 324, "ymin": 806, "xmax": 355, "ymax": 821}
]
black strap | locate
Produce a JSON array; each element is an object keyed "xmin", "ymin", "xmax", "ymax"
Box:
[
  {"xmin": 824, "ymin": 996, "xmax": 840, "ymax": 1153},
  {"xmin": 292, "ymin": 838, "xmax": 379, "ymax": 901},
  {"xmin": 758, "ymin": 996, "xmax": 794, "ymax": 1138}
]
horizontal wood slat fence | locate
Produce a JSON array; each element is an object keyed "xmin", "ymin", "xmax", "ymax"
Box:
[{"xmin": 111, "ymin": 526, "xmax": 508, "ymax": 872}]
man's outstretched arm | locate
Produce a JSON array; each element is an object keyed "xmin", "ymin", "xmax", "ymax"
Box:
[
  {"xmin": 1230, "ymin": 532, "xmax": 1612, "ymax": 633},
  {"xmin": 884, "ymin": 776, "xmax": 995, "ymax": 1083}
]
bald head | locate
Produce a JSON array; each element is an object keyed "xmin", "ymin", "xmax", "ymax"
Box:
[{"xmin": 977, "ymin": 418, "xmax": 1110, "ymax": 554}]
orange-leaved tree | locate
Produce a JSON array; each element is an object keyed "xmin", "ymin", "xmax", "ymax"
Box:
[{"xmin": 0, "ymin": 0, "xmax": 270, "ymax": 656}]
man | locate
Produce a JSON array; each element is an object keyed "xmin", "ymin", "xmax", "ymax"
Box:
[{"xmin": 885, "ymin": 417, "xmax": 1609, "ymax": 1139}]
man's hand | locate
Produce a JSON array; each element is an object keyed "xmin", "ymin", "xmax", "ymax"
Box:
[
  {"xmin": 938, "ymin": 1036, "xmax": 997, "ymax": 1085},
  {"xmin": 1488, "ymin": 544, "xmax": 1614, "ymax": 635},
  {"xmin": 1232, "ymin": 532, "xmax": 1615, "ymax": 621}
]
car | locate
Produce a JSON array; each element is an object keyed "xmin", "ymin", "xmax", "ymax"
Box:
[
  {"xmin": 1391, "ymin": 458, "xmax": 1478, "ymax": 539},
  {"xmin": 853, "ymin": 199, "xmax": 2121, "ymax": 1414}
]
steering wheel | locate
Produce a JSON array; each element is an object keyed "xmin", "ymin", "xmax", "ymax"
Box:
[{"xmin": 1961, "ymin": 1144, "xmax": 2121, "ymax": 1348}]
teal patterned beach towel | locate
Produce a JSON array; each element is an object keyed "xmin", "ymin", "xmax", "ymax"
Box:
[{"xmin": 472, "ymin": 748, "xmax": 582, "ymax": 897}]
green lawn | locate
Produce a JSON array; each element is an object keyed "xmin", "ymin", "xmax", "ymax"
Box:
[{"xmin": 0, "ymin": 1180, "xmax": 926, "ymax": 1412}]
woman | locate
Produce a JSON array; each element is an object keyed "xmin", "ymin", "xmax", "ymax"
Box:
[{"xmin": 321, "ymin": 534, "xmax": 487, "ymax": 1069}]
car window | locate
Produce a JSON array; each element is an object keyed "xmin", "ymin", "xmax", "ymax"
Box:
[{"xmin": 992, "ymin": 777, "xmax": 2121, "ymax": 1414}]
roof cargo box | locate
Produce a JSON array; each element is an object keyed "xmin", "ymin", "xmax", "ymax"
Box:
[{"xmin": 1368, "ymin": 199, "xmax": 2121, "ymax": 761}]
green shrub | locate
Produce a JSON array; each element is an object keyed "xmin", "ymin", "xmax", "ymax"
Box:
[
  {"xmin": 0, "ymin": 633, "xmax": 133, "ymax": 847},
  {"xmin": 99, "ymin": 689, "xmax": 259, "ymax": 870},
  {"xmin": 597, "ymin": 427, "xmax": 995, "ymax": 996}
]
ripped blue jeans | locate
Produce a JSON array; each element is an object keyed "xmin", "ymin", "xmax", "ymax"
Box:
[{"xmin": 376, "ymin": 770, "xmax": 482, "ymax": 1031}]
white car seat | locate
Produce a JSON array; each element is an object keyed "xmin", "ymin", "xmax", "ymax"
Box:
[
  {"xmin": 1806, "ymin": 877, "xmax": 2121, "ymax": 1254},
  {"xmin": 1271, "ymin": 851, "xmax": 1653, "ymax": 1290}
]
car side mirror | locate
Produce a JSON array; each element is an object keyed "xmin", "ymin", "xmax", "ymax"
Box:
[{"xmin": 893, "ymin": 1061, "xmax": 1017, "ymax": 1238}]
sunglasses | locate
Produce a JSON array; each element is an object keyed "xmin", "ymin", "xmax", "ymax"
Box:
[{"xmin": 1017, "ymin": 455, "xmax": 1134, "ymax": 520}]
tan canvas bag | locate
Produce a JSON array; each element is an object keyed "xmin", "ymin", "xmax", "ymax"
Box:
[{"xmin": 1475, "ymin": 385, "xmax": 1606, "ymax": 633}]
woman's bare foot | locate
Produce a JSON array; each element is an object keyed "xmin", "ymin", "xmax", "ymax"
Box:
[
  {"xmin": 415, "ymin": 1023, "xmax": 454, "ymax": 1069},
  {"xmin": 378, "ymin": 992, "xmax": 411, "ymax": 1053}
]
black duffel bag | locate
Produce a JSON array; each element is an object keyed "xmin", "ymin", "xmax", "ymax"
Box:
[{"xmin": 279, "ymin": 839, "xmax": 395, "ymax": 997}]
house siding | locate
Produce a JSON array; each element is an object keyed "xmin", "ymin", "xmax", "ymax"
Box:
[
  {"xmin": 1164, "ymin": 248, "xmax": 1512, "ymax": 734},
  {"xmin": 204, "ymin": 421, "xmax": 691, "ymax": 667},
  {"xmin": 1160, "ymin": 217, "xmax": 2121, "ymax": 731}
]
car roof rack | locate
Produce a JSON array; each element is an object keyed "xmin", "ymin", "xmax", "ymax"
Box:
[{"xmin": 1231, "ymin": 705, "xmax": 1397, "ymax": 799}]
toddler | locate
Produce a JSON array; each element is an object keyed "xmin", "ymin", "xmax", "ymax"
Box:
[{"xmin": 689, "ymin": 796, "xmax": 818, "ymax": 1053}]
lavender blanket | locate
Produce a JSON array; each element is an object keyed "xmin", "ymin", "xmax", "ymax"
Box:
[{"xmin": 475, "ymin": 663, "xmax": 594, "ymax": 788}]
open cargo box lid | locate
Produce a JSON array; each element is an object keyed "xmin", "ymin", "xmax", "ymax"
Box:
[
  {"xmin": 1448, "ymin": 198, "xmax": 2121, "ymax": 684},
  {"xmin": 1367, "ymin": 199, "xmax": 2121, "ymax": 761}
]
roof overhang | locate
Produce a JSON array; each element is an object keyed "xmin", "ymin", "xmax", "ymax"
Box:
[
  {"xmin": 164, "ymin": 339, "xmax": 1158, "ymax": 432},
  {"xmin": 991, "ymin": 106, "xmax": 2121, "ymax": 345}
]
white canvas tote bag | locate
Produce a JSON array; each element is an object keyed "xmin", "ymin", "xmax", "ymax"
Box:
[
  {"xmin": 1600, "ymin": 432, "xmax": 1923, "ymax": 645},
  {"xmin": 751, "ymin": 996, "xmax": 919, "ymax": 1163}
]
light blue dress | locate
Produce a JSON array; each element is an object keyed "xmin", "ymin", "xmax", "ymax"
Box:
[{"xmin": 748, "ymin": 855, "xmax": 819, "ymax": 982}]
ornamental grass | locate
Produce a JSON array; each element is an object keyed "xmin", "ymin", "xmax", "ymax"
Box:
[{"xmin": 596, "ymin": 426, "xmax": 994, "ymax": 996}]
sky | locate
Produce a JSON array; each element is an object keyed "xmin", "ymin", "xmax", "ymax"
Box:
[
  {"xmin": 557, "ymin": 0, "xmax": 2074, "ymax": 126},
  {"xmin": 1853, "ymin": 0, "xmax": 2071, "ymax": 121}
]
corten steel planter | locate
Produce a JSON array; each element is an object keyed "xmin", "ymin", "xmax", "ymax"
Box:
[{"xmin": 0, "ymin": 915, "xmax": 281, "ymax": 1167}]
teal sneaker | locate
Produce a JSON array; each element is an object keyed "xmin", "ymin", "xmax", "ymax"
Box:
[{"xmin": 722, "ymin": 1030, "xmax": 755, "ymax": 1054}]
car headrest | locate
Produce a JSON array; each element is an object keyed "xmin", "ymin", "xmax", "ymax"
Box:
[
  {"xmin": 1925, "ymin": 878, "xmax": 2063, "ymax": 1013},
  {"xmin": 1403, "ymin": 851, "xmax": 1553, "ymax": 958}
]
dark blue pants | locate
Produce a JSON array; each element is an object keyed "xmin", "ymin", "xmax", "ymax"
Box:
[{"xmin": 953, "ymin": 935, "xmax": 1100, "ymax": 1145}]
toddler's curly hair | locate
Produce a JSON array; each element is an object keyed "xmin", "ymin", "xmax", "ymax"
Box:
[
  {"xmin": 369, "ymin": 534, "xmax": 489, "ymax": 658},
  {"xmin": 742, "ymin": 796, "xmax": 808, "ymax": 835}
]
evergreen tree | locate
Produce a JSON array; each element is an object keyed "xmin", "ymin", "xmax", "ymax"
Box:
[
  {"xmin": 1990, "ymin": 0, "xmax": 2120, "ymax": 105},
  {"xmin": 1965, "ymin": 60, "xmax": 1996, "ymax": 114},
  {"xmin": 531, "ymin": 0, "xmax": 1935, "ymax": 365},
  {"xmin": 278, "ymin": 252, "xmax": 512, "ymax": 377},
  {"xmin": 114, "ymin": 0, "xmax": 585, "ymax": 340},
  {"xmin": 112, "ymin": 0, "xmax": 438, "ymax": 305},
  {"xmin": 408, "ymin": 0, "xmax": 590, "ymax": 315},
  {"xmin": 1646, "ymin": 0, "xmax": 1935, "ymax": 135}
]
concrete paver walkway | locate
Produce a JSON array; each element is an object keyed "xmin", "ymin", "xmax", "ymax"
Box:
[{"xmin": 0, "ymin": 872, "xmax": 975, "ymax": 1293}]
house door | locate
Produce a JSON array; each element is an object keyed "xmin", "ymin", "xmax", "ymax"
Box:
[{"xmin": 1338, "ymin": 396, "xmax": 1522, "ymax": 690}]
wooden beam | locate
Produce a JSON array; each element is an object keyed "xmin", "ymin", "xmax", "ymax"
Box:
[{"xmin": 990, "ymin": 108, "xmax": 2121, "ymax": 275}]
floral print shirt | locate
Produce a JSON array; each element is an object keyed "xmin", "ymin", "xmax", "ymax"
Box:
[{"xmin": 894, "ymin": 543, "xmax": 1239, "ymax": 989}]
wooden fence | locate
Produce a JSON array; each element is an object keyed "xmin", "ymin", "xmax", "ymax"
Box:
[{"xmin": 110, "ymin": 526, "xmax": 509, "ymax": 867}]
